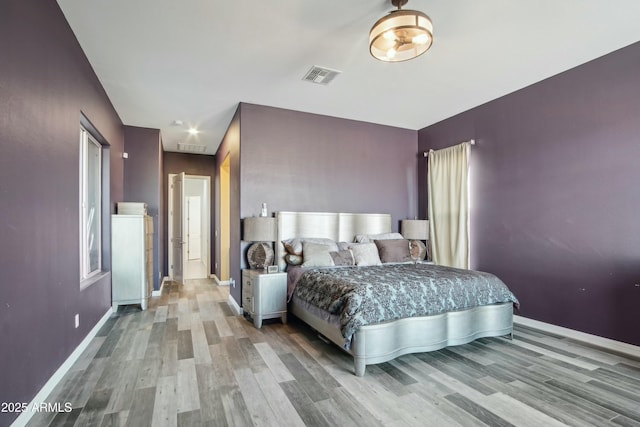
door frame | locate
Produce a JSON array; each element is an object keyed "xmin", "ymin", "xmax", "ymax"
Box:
[
  {"xmin": 219, "ymin": 154, "xmax": 231, "ymax": 283},
  {"xmin": 168, "ymin": 173, "xmax": 212, "ymax": 281}
]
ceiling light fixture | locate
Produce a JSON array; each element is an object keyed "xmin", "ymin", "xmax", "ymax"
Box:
[
  {"xmin": 188, "ymin": 127, "xmax": 199, "ymax": 135},
  {"xmin": 369, "ymin": 0, "xmax": 433, "ymax": 62}
]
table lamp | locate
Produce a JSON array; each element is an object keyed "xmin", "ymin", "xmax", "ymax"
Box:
[
  {"xmin": 243, "ymin": 217, "xmax": 277, "ymax": 269},
  {"xmin": 401, "ymin": 219, "xmax": 429, "ymax": 261}
]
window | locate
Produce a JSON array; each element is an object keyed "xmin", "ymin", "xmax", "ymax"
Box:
[{"xmin": 80, "ymin": 125, "xmax": 102, "ymax": 281}]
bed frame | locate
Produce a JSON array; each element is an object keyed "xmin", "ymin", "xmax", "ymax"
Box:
[{"xmin": 276, "ymin": 211, "xmax": 514, "ymax": 376}]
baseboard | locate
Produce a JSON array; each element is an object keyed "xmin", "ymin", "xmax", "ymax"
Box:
[
  {"xmin": 11, "ymin": 308, "xmax": 113, "ymax": 427},
  {"xmin": 152, "ymin": 277, "xmax": 169, "ymax": 297},
  {"xmin": 217, "ymin": 278, "xmax": 230, "ymax": 286},
  {"xmin": 514, "ymin": 315, "xmax": 640, "ymax": 359},
  {"xmin": 227, "ymin": 294, "xmax": 243, "ymax": 316}
]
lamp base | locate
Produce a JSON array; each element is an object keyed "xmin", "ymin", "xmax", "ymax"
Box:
[
  {"xmin": 409, "ymin": 239, "xmax": 427, "ymax": 261},
  {"xmin": 247, "ymin": 242, "xmax": 274, "ymax": 269}
]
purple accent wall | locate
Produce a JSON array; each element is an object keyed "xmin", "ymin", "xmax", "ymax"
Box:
[
  {"xmin": 163, "ymin": 152, "xmax": 216, "ymax": 276},
  {"xmin": 239, "ymin": 103, "xmax": 418, "ymax": 220},
  {"xmin": 123, "ymin": 126, "xmax": 163, "ymax": 290},
  {"xmin": 234, "ymin": 103, "xmax": 418, "ymax": 304},
  {"xmin": 418, "ymin": 42, "xmax": 640, "ymax": 346},
  {"xmin": 0, "ymin": 1, "xmax": 124, "ymax": 424}
]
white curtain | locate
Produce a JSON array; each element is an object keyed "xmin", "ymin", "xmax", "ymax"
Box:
[{"xmin": 427, "ymin": 142, "xmax": 470, "ymax": 269}]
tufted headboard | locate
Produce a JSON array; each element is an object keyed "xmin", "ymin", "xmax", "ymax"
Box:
[{"xmin": 275, "ymin": 211, "xmax": 392, "ymax": 271}]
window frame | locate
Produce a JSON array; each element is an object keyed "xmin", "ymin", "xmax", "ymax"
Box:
[{"xmin": 79, "ymin": 125, "xmax": 103, "ymax": 282}]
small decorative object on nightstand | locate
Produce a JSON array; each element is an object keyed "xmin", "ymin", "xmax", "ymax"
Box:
[
  {"xmin": 401, "ymin": 219, "xmax": 429, "ymax": 262},
  {"xmin": 244, "ymin": 216, "xmax": 277, "ymax": 269},
  {"xmin": 242, "ymin": 269, "xmax": 287, "ymax": 328}
]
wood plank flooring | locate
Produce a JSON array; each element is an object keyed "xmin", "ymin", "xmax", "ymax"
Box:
[{"xmin": 27, "ymin": 279, "xmax": 640, "ymax": 427}]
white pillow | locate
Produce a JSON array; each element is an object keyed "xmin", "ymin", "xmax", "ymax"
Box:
[
  {"xmin": 302, "ymin": 242, "xmax": 335, "ymax": 267},
  {"xmin": 354, "ymin": 232, "xmax": 403, "ymax": 244},
  {"xmin": 349, "ymin": 243, "xmax": 382, "ymax": 266}
]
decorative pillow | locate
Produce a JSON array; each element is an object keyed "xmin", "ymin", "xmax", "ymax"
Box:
[
  {"xmin": 374, "ymin": 239, "xmax": 412, "ymax": 263},
  {"xmin": 301, "ymin": 242, "xmax": 335, "ymax": 267},
  {"xmin": 409, "ymin": 239, "xmax": 427, "ymax": 261},
  {"xmin": 282, "ymin": 237, "xmax": 338, "ymax": 255},
  {"xmin": 284, "ymin": 254, "xmax": 303, "ymax": 266},
  {"xmin": 349, "ymin": 243, "xmax": 382, "ymax": 266},
  {"xmin": 337, "ymin": 241, "xmax": 352, "ymax": 251},
  {"xmin": 329, "ymin": 250, "xmax": 355, "ymax": 266},
  {"xmin": 354, "ymin": 232, "xmax": 403, "ymax": 244}
]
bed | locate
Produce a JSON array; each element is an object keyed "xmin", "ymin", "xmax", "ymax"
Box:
[{"xmin": 276, "ymin": 211, "xmax": 518, "ymax": 377}]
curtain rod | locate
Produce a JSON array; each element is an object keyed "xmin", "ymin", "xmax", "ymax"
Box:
[{"xmin": 422, "ymin": 139, "xmax": 475, "ymax": 157}]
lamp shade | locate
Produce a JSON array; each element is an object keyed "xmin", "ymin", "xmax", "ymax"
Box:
[
  {"xmin": 401, "ymin": 219, "xmax": 429, "ymax": 240},
  {"xmin": 369, "ymin": 3, "xmax": 433, "ymax": 62},
  {"xmin": 243, "ymin": 217, "xmax": 276, "ymax": 242}
]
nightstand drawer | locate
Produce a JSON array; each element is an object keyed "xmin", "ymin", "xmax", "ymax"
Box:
[
  {"xmin": 242, "ymin": 270, "xmax": 253, "ymax": 311},
  {"xmin": 243, "ymin": 295, "xmax": 253, "ymax": 312}
]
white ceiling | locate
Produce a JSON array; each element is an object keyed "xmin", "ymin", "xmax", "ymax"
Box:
[{"xmin": 57, "ymin": 0, "xmax": 640, "ymax": 154}]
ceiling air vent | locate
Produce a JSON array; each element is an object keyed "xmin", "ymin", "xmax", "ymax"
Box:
[
  {"xmin": 177, "ymin": 143, "xmax": 207, "ymax": 153},
  {"xmin": 302, "ymin": 66, "xmax": 341, "ymax": 85}
]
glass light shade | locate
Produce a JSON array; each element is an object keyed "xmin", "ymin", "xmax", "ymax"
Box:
[{"xmin": 369, "ymin": 9, "xmax": 433, "ymax": 62}]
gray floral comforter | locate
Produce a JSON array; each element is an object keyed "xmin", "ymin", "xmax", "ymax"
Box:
[{"xmin": 292, "ymin": 263, "xmax": 519, "ymax": 346}]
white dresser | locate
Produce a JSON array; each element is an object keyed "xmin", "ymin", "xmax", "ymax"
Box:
[
  {"xmin": 111, "ymin": 214, "xmax": 153, "ymax": 310},
  {"xmin": 242, "ymin": 270, "xmax": 287, "ymax": 328}
]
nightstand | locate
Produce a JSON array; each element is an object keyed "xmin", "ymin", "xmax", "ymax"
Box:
[{"xmin": 242, "ymin": 270, "xmax": 287, "ymax": 328}]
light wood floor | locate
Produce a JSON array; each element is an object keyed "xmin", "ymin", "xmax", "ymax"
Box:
[{"xmin": 27, "ymin": 279, "xmax": 640, "ymax": 427}]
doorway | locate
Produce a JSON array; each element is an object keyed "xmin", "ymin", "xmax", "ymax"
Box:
[
  {"xmin": 219, "ymin": 155, "xmax": 231, "ymax": 282},
  {"xmin": 169, "ymin": 173, "xmax": 211, "ymax": 281}
]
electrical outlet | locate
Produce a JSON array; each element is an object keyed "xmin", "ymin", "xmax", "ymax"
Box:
[
  {"xmin": 230, "ymin": 278, "xmax": 235, "ymax": 288},
  {"xmin": 74, "ymin": 314, "xmax": 80, "ymax": 329}
]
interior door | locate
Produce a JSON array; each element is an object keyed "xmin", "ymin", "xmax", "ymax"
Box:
[
  {"xmin": 171, "ymin": 172, "xmax": 186, "ymax": 284},
  {"xmin": 187, "ymin": 195, "xmax": 201, "ymax": 260}
]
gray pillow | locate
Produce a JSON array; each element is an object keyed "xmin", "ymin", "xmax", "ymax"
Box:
[
  {"xmin": 284, "ymin": 254, "xmax": 303, "ymax": 266},
  {"xmin": 354, "ymin": 232, "xmax": 403, "ymax": 244},
  {"xmin": 337, "ymin": 241, "xmax": 352, "ymax": 251},
  {"xmin": 374, "ymin": 239, "xmax": 411, "ymax": 263},
  {"xmin": 282, "ymin": 237, "xmax": 338, "ymax": 255},
  {"xmin": 329, "ymin": 250, "xmax": 354, "ymax": 266}
]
